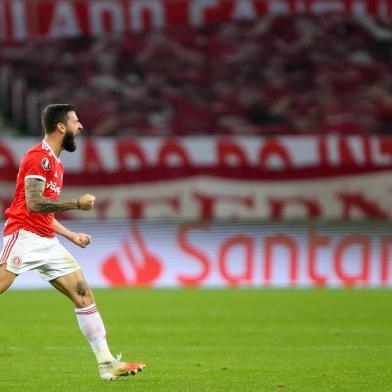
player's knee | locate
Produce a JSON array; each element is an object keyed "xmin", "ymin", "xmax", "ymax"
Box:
[
  {"xmin": 76, "ymin": 281, "xmax": 88, "ymax": 297},
  {"xmin": 75, "ymin": 280, "xmax": 94, "ymax": 304}
]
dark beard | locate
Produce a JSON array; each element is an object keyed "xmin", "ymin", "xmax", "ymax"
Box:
[{"xmin": 62, "ymin": 130, "xmax": 77, "ymax": 152}]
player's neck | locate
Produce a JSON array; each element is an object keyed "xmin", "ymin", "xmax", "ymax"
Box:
[{"xmin": 44, "ymin": 136, "xmax": 62, "ymax": 158}]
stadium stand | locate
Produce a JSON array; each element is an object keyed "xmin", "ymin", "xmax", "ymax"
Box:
[{"xmin": 1, "ymin": 15, "xmax": 392, "ymax": 136}]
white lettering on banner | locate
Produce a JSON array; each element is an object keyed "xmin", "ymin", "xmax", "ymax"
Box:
[
  {"xmin": 189, "ymin": 0, "xmax": 219, "ymax": 26},
  {"xmin": 2, "ymin": 1, "xmax": 392, "ymax": 41},
  {"xmin": 269, "ymin": 0, "xmax": 290, "ymax": 14},
  {"xmin": 10, "ymin": 1, "xmax": 27, "ymax": 40},
  {"xmin": 3, "ymin": 136, "xmax": 392, "ymax": 171},
  {"xmin": 90, "ymin": 1, "xmax": 125, "ymax": 35},
  {"xmin": 3, "ymin": 136, "xmax": 392, "ymax": 173},
  {"xmin": 371, "ymin": 137, "xmax": 392, "ymax": 165},
  {"xmin": 130, "ymin": 0, "xmax": 166, "ymax": 32},
  {"xmin": 232, "ymin": 0, "xmax": 257, "ymax": 20},
  {"xmin": 78, "ymin": 136, "xmax": 391, "ymax": 169},
  {"xmin": 2, "ymin": 221, "xmax": 392, "ymax": 289},
  {"xmin": 352, "ymin": 1, "xmax": 368, "ymax": 16},
  {"xmin": 49, "ymin": 1, "xmax": 81, "ymax": 38},
  {"xmin": 311, "ymin": 0, "xmax": 345, "ymax": 13}
]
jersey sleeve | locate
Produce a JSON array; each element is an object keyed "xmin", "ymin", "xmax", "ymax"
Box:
[{"xmin": 23, "ymin": 152, "xmax": 51, "ymax": 182}]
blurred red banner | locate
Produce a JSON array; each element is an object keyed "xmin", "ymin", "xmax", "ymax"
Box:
[
  {"xmin": 1, "ymin": 0, "xmax": 392, "ymax": 41},
  {"xmin": 2, "ymin": 136, "xmax": 392, "ymax": 176},
  {"xmin": 2, "ymin": 136, "xmax": 392, "ymax": 220}
]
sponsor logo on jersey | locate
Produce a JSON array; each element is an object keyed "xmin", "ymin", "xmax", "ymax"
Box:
[
  {"xmin": 11, "ymin": 256, "xmax": 22, "ymax": 267},
  {"xmin": 42, "ymin": 158, "xmax": 51, "ymax": 171},
  {"xmin": 46, "ymin": 180, "xmax": 61, "ymax": 194}
]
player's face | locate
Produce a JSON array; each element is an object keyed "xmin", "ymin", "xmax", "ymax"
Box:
[{"xmin": 62, "ymin": 111, "xmax": 83, "ymax": 152}]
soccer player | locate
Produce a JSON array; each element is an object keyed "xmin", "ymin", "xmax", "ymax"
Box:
[{"xmin": 0, "ymin": 104, "xmax": 145, "ymax": 380}]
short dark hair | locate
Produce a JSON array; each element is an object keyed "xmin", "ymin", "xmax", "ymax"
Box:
[{"xmin": 42, "ymin": 104, "xmax": 75, "ymax": 134}]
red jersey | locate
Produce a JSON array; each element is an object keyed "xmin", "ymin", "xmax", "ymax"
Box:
[{"xmin": 4, "ymin": 140, "xmax": 64, "ymax": 238}]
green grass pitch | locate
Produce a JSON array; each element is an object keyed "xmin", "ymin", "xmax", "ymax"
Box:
[{"xmin": 0, "ymin": 288, "xmax": 391, "ymax": 392}]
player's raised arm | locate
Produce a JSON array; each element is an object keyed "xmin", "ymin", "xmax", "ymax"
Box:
[{"xmin": 25, "ymin": 177, "xmax": 95, "ymax": 213}]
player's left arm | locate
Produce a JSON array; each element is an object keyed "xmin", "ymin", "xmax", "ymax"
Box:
[{"xmin": 53, "ymin": 218, "xmax": 92, "ymax": 248}]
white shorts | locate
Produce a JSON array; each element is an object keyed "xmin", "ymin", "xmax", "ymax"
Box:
[{"xmin": 0, "ymin": 229, "xmax": 80, "ymax": 281}]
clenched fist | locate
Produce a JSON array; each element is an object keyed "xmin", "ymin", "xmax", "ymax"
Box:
[
  {"xmin": 72, "ymin": 233, "xmax": 92, "ymax": 248},
  {"xmin": 78, "ymin": 194, "xmax": 96, "ymax": 211}
]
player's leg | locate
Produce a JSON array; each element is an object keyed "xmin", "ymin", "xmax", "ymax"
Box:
[
  {"xmin": 50, "ymin": 270, "xmax": 145, "ymax": 380},
  {"xmin": 49, "ymin": 269, "xmax": 115, "ymax": 363},
  {"xmin": 0, "ymin": 264, "xmax": 17, "ymax": 294}
]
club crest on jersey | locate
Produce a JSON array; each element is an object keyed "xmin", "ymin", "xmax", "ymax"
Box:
[
  {"xmin": 11, "ymin": 256, "xmax": 22, "ymax": 267},
  {"xmin": 42, "ymin": 158, "xmax": 51, "ymax": 171}
]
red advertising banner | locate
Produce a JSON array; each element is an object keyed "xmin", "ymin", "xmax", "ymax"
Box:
[
  {"xmin": 2, "ymin": 220, "xmax": 392, "ymax": 289},
  {"xmin": 1, "ymin": 0, "xmax": 392, "ymax": 42}
]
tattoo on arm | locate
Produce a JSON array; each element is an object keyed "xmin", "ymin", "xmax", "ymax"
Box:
[{"xmin": 25, "ymin": 178, "xmax": 79, "ymax": 213}]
